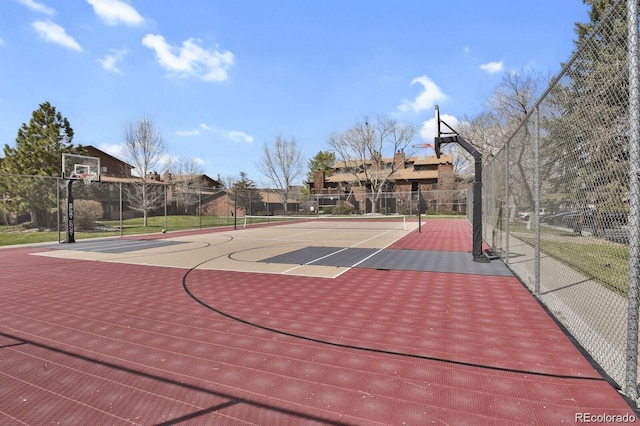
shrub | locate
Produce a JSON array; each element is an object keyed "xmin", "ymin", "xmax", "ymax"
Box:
[
  {"xmin": 331, "ymin": 206, "xmax": 353, "ymax": 215},
  {"xmin": 65, "ymin": 200, "xmax": 103, "ymax": 231}
]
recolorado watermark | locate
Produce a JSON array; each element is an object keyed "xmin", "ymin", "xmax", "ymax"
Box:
[{"xmin": 575, "ymin": 412, "xmax": 636, "ymax": 423}]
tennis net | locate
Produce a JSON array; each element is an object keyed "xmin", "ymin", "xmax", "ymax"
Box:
[{"xmin": 242, "ymin": 215, "xmax": 410, "ymax": 231}]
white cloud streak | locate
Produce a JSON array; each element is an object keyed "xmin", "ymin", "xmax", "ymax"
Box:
[
  {"xmin": 176, "ymin": 123, "xmax": 253, "ymax": 144},
  {"xmin": 398, "ymin": 75, "xmax": 446, "ymax": 113},
  {"xmin": 176, "ymin": 129, "xmax": 200, "ymax": 137},
  {"xmin": 142, "ymin": 34, "xmax": 234, "ymax": 82},
  {"xmin": 87, "ymin": 0, "xmax": 144, "ymax": 26},
  {"xmin": 480, "ymin": 61, "xmax": 504, "ymax": 74},
  {"xmin": 32, "ymin": 20, "xmax": 81, "ymax": 51},
  {"xmin": 226, "ymin": 130, "xmax": 253, "ymax": 144},
  {"xmin": 18, "ymin": 0, "xmax": 55, "ymax": 15},
  {"xmin": 97, "ymin": 48, "xmax": 129, "ymax": 73}
]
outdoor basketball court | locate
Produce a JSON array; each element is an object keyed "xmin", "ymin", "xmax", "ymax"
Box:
[{"xmin": 1, "ymin": 218, "xmax": 636, "ymax": 424}]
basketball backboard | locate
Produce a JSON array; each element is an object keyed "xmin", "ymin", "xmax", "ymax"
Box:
[
  {"xmin": 62, "ymin": 153, "xmax": 101, "ymax": 183},
  {"xmin": 434, "ymin": 105, "xmax": 442, "ymax": 158}
]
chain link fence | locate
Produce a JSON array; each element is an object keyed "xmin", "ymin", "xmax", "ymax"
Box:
[
  {"xmin": 0, "ymin": 175, "xmax": 237, "ymax": 240},
  {"xmin": 0, "ymin": 173, "xmax": 467, "ymax": 244},
  {"xmin": 308, "ymin": 189, "xmax": 467, "ymax": 215},
  {"xmin": 483, "ymin": 0, "xmax": 639, "ymax": 401}
]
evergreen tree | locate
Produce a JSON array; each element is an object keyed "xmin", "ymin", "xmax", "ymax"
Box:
[
  {"xmin": 305, "ymin": 150, "xmax": 336, "ymax": 184},
  {"xmin": 543, "ymin": 0, "xmax": 628, "ymax": 233},
  {"xmin": 231, "ymin": 171, "xmax": 262, "ymax": 215},
  {"xmin": 1, "ymin": 102, "xmax": 76, "ymax": 226}
]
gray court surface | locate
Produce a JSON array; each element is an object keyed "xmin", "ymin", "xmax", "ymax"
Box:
[
  {"xmin": 261, "ymin": 246, "xmax": 514, "ymax": 276},
  {"xmin": 45, "ymin": 239, "xmax": 186, "ymax": 254},
  {"xmin": 262, "ymin": 246, "xmax": 378, "ymax": 267}
]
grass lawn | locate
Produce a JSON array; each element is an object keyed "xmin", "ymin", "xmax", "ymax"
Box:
[
  {"xmin": 0, "ymin": 215, "xmax": 238, "ymax": 247},
  {"xmin": 0, "ymin": 213, "xmax": 466, "ymax": 247},
  {"xmin": 510, "ymin": 221, "xmax": 628, "ymax": 296}
]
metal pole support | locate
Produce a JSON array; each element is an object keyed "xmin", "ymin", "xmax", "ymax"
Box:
[{"xmin": 65, "ymin": 179, "xmax": 75, "ymax": 243}]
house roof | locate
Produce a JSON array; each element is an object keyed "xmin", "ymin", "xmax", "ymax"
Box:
[
  {"xmin": 333, "ymin": 154, "xmax": 452, "ymax": 169},
  {"xmin": 412, "ymin": 154, "xmax": 453, "ymax": 165},
  {"xmin": 101, "ymin": 173, "xmax": 222, "ymax": 188},
  {"xmin": 171, "ymin": 174, "xmax": 221, "ymax": 187},
  {"xmin": 258, "ymin": 189, "xmax": 299, "ymax": 204},
  {"xmin": 84, "ymin": 145, "xmax": 134, "ymax": 170},
  {"xmin": 326, "ymin": 154, "xmax": 452, "ymax": 183},
  {"xmin": 326, "ymin": 169, "xmax": 440, "ymax": 183}
]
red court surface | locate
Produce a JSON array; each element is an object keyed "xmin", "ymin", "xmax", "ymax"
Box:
[{"xmin": 1, "ymin": 219, "xmax": 636, "ymax": 425}]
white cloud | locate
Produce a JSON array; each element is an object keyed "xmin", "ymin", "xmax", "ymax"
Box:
[
  {"xmin": 32, "ymin": 20, "xmax": 81, "ymax": 51},
  {"xmin": 176, "ymin": 122, "xmax": 253, "ymax": 143},
  {"xmin": 18, "ymin": 0, "xmax": 55, "ymax": 15},
  {"xmin": 192, "ymin": 157, "xmax": 205, "ymax": 165},
  {"xmin": 160, "ymin": 153, "xmax": 178, "ymax": 166},
  {"xmin": 226, "ymin": 130, "xmax": 253, "ymax": 144},
  {"xmin": 480, "ymin": 61, "xmax": 504, "ymax": 74},
  {"xmin": 142, "ymin": 34, "xmax": 234, "ymax": 82},
  {"xmin": 87, "ymin": 0, "xmax": 144, "ymax": 26},
  {"xmin": 419, "ymin": 113, "xmax": 460, "ymax": 141},
  {"xmin": 176, "ymin": 129, "xmax": 200, "ymax": 136},
  {"xmin": 463, "ymin": 46, "xmax": 470, "ymax": 55},
  {"xmin": 97, "ymin": 48, "xmax": 129, "ymax": 73},
  {"xmin": 0, "ymin": 38, "xmax": 5, "ymax": 46},
  {"xmin": 398, "ymin": 75, "xmax": 446, "ymax": 113}
]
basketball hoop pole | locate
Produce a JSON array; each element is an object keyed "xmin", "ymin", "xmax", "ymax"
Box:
[
  {"xmin": 434, "ymin": 105, "xmax": 488, "ymax": 263},
  {"xmin": 61, "ymin": 153, "xmax": 100, "ymax": 243},
  {"xmin": 65, "ymin": 179, "xmax": 75, "ymax": 243}
]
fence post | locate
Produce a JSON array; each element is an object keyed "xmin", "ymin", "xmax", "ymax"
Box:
[
  {"xmin": 57, "ymin": 179, "xmax": 61, "ymax": 243},
  {"xmin": 505, "ymin": 139, "xmax": 510, "ymax": 263},
  {"xmin": 119, "ymin": 183, "xmax": 123, "ymax": 238},
  {"xmin": 626, "ymin": 0, "xmax": 640, "ymax": 402},
  {"xmin": 164, "ymin": 185, "xmax": 168, "ymax": 232},
  {"xmin": 534, "ymin": 106, "xmax": 541, "ymax": 296}
]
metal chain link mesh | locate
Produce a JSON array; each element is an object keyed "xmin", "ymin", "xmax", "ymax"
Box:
[{"xmin": 483, "ymin": 0, "xmax": 639, "ymax": 400}]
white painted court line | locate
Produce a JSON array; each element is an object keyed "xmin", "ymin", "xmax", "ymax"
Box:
[
  {"xmin": 282, "ymin": 228, "xmax": 414, "ymax": 277},
  {"xmin": 332, "ymin": 229, "xmax": 413, "ymax": 279},
  {"xmin": 280, "ymin": 247, "xmax": 350, "ymax": 274}
]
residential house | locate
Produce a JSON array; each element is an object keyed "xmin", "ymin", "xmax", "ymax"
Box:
[{"xmin": 310, "ymin": 150, "xmax": 467, "ymax": 214}]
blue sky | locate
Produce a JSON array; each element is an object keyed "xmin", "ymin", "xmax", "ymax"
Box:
[{"xmin": 0, "ymin": 0, "xmax": 589, "ymax": 185}]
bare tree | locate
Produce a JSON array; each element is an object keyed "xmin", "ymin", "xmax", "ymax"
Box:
[
  {"xmin": 462, "ymin": 70, "xmax": 547, "ymax": 211},
  {"xmin": 492, "ymin": 71, "xmax": 546, "ymax": 211},
  {"xmin": 328, "ymin": 116, "xmax": 415, "ymax": 214},
  {"xmin": 259, "ymin": 136, "xmax": 304, "ymax": 214},
  {"xmin": 166, "ymin": 158, "xmax": 205, "ymax": 213},
  {"xmin": 219, "ymin": 174, "xmax": 237, "ymax": 190},
  {"xmin": 122, "ymin": 117, "xmax": 167, "ymax": 226}
]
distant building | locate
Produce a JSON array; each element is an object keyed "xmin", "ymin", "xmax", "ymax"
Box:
[
  {"xmin": 310, "ymin": 150, "xmax": 467, "ymax": 213},
  {"xmin": 84, "ymin": 145, "xmax": 134, "ymax": 178},
  {"xmin": 83, "ymin": 146, "xmax": 224, "ymax": 219}
]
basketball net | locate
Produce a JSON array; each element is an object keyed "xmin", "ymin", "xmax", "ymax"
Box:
[{"xmin": 82, "ymin": 173, "xmax": 96, "ymax": 185}]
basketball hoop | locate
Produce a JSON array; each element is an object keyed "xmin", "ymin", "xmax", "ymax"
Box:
[{"xmin": 82, "ymin": 173, "xmax": 96, "ymax": 185}]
